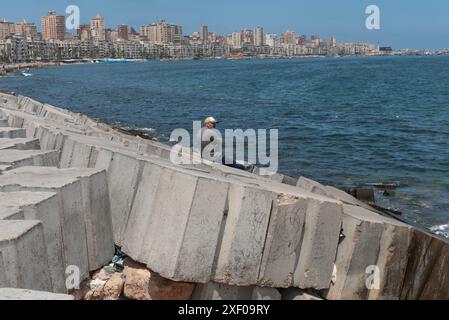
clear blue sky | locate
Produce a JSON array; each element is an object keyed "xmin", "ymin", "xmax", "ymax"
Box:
[{"xmin": 2, "ymin": 0, "xmax": 449, "ymax": 50}]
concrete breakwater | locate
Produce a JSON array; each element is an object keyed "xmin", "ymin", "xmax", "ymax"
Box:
[{"xmin": 0, "ymin": 92, "xmax": 449, "ymax": 300}]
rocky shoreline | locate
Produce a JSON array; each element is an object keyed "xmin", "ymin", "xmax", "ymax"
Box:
[
  {"xmin": 1, "ymin": 93, "xmax": 449, "ymax": 300},
  {"xmin": 0, "ymin": 62, "xmax": 62, "ymax": 74}
]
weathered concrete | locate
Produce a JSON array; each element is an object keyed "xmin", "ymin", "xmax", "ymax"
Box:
[
  {"xmin": 0, "ymin": 118, "xmax": 10, "ymax": 127},
  {"xmin": 400, "ymin": 229, "xmax": 449, "ymax": 300},
  {"xmin": 213, "ymin": 185, "xmax": 275, "ymax": 286},
  {"xmin": 297, "ymin": 176, "xmax": 374, "ymax": 211},
  {"xmin": 325, "ymin": 204, "xmax": 412, "ymax": 300},
  {"xmin": 0, "ymin": 165, "xmax": 12, "ymax": 174},
  {"xmin": 0, "ymin": 127, "xmax": 26, "ymax": 138},
  {"xmin": 0, "ymin": 191, "xmax": 66, "ymax": 293},
  {"xmin": 0, "ymin": 149, "xmax": 59, "ymax": 168},
  {"xmin": 131, "ymin": 168, "xmax": 229, "ymax": 283},
  {"xmin": 0, "ymin": 288, "xmax": 74, "ymax": 300},
  {"xmin": 0, "ymin": 167, "xmax": 89, "ymax": 279},
  {"xmin": 0, "ymin": 138, "xmax": 40, "ymax": 150},
  {"xmin": 0, "ymin": 166, "xmax": 114, "ymax": 276},
  {"xmin": 258, "ymin": 195, "xmax": 306, "ymax": 288},
  {"xmin": 293, "ymin": 199, "xmax": 343, "ymax": 290},
  {"xmin": 0, "ymin": 220, "xmax": 52, "ymax": 291}
]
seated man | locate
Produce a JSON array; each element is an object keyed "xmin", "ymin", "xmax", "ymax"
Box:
[{"xmin": 199, "ymin": 117, "xmax": 254, "ymax": 172}]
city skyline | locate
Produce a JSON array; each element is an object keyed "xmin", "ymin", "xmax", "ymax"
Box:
[{"xmin": 1, "ymin": 0, "xmax": 449, "ymax": 50}]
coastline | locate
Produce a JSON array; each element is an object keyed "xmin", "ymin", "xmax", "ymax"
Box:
[{"xmin": 1, "ymin": 92, "xmax": 449, "ymax": 300}]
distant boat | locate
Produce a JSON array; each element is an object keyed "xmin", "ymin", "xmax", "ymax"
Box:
[{"xmin": 21, "ymin": 72, "xmax": 33, "ymax": 77}]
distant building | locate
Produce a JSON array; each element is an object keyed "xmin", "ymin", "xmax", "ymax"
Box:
[
  {"xmin": 140, "ymin": 21, "xmax": 183, "ymax": 44},
  {"xmin": 117, "ymin": 24, "xmax": 129, "ymax": 41},
  {"xmin": 15, "ymin": 20, "xmax": 38, "ymax": 40},
  {"xmin": 296, "ymin": 35, "xmax": 306, "ymax": 45},
  {"xmin": 329, "ymin": 35, "xmax": 337, "ymax": 47},
  {"xmin": 242, "ymin": 29, "xmax": 254, "ymax": 44},
  {"xmin": 311, "ymin": 35, "xmax": 320, "ymax": 47},
  {"xmin": 255, "ymin": 26, "xmax": 265, "ymax": 46},
  {"xmin": 77, "ymin": 24, "xmax": 91, "ymax": 41},
  {"xmin": 200, "ymin": 24, "xmax": 208, "ymax": 43},
  {"xmin": 90, "ymin": 14, "xmax": 106, "ymax": 41},
  {"xmin": 41, "ymin": 11, "xmax": 65, "ymax": 41},
  {"xmin": 265, "ymin": 33, "xmax": 278, "ymax": 47},
  {"xmin": 0, "ymin": 19, "xmax": 15, "ymax": 39},
  {"xmin": 231, "ymin": 31, "xmax": 242, "ymax": 49},
  {"xmin": 280, "ymin": 31, "xmax": 296, "ymax": 45}
]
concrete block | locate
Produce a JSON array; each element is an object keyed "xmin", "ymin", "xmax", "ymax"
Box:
[
  {"xmin": 293, "ymin": 199, "xmax": 343, "ymax": 290},
  {"xmin": 0, "ymin": 119, "xmax": 8, "ymax": 127},
  {"xmin": 213, "ymin": 185, "xmax": 275, "ymax": 286},
  {"xmin": 0, "ymin": 138, "xmax": 40, "ymax": 150},
  {"xmin": 0, "ymin": 288, "xmax": 74, "ymax": 300},
  {"xmin": 0, "ymin": 220, "xmax": 52, "ymax": 291},
  {"xmin": 324, "ymin": 205, "xmax": 413, "ymax": 300},
  {"xmin": 368, "ymin": 223, "xmax": 412, "ymax": 300},
  {"xmin": 400, "ymin": 229, "xmax": 449, "ymax": 300},
  {"xmin": 252, "ymin": 287, "xmax": 281, "ymax": 300},
  {"xmin": 297, "ymin": 176, "xmax": 329, "ymax": 196},
  {"xmin": 258, "ymin": 195, "xmax": 306, "ymax": 288},
  {"xmin": 192, "ymin": 282, "xmax": 254, "ymax": 300},
  {"xmin": 76, "ymin": 170, "xmax": 114, "ymax": 270},
  {"xmin": 265, "ymin": 172, "xmax": 297, "ymax": 186},
  {"xmin": 95, "ymin": 151, "xmax": 144, "ymax": 245},
  {"xmin": 0, "ymin": 167, "xmax": 90, "ymax": 278},
  {"xmin": 298, "ymin": 176, "xmax": 374, "ymax": 211},
  {"xmin": 0, "ymin": 165, "xmax": 12, "ymax": 175},
  {"xmin": 0, "ymin": 191, "xmax": 66, "ymax": 293},
  {"xmin": 0, "ymin": 166, "xmax": 114, "ymax": 273},
  {"xmin": 325, "ymin": 205, "xmax": 384, "ymax": 300},
  {"xmin": 128, "ymin": 166, "xmax": 229, "ymax": 283},
  {"xmin": 0, "ymin": 149, "xmax": 59, "ymax": 169},
  {"xmin": 0, "ymin": 127, "xmax": 26, "ymax": 138}
]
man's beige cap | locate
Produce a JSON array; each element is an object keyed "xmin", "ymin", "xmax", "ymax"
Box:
[{"xmin": 204, "ymin": 117, "xmax": 219, "ymax": 124}]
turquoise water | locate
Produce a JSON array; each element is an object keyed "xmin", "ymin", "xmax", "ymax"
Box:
[{"xmin": 1, "ymin": 56, "xmax": 449, "ymax": 236}]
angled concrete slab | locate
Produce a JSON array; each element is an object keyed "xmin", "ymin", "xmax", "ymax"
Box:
[{"xmin": 0, "ymin": 220, "xmax": 52, "ymax": 291}]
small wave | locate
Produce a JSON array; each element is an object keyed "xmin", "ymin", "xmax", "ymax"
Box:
[{"xmin": 430, "ymin": 224, "xmax": 449, "ymax": 239}]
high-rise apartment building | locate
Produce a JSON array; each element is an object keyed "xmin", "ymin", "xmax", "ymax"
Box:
[
  {"xmin": 265, "ymin": 33, "xmax": 278, "ymax": 47},
  {"xmin": 255, "ymin": 26, "xmax": 265, "ymax": 46},
  {"xmin": 139, "ymin": 21, "xmax": 182, "ymax": 44},
  {"xmin": 0, "ymin": 19, "xmax": 15, "ymax": 39},
  {"xmin": 231, "ymin": 32, "xmax": 242, "ymax": 49},
  {"xmin": 90, "ymin": 14, "xmax": 106, "ymax": 41},
  {"xmin": 280, "ymin": 30, "xmax": 296, "ymax": 45},
  {"xmin": 329, "ymin": 35, "xmax": 337, "ymax": 47},
  {"xmin": 118, "ymin": 24, "xmax": 129, "ymax": 41},
  {"xmin": 77, "ymin": 24, "xmax": 91, "ymax": 41},
  {"xmin": 200, "ymin": 24, "xmax": 208, "ymax": 43},
  {"xmin": 242, "ymin": 29, "xmax": 254, "ymax": 44},
  {"xmin": 41, "ymin": 12, "xmax": 65, "ymax": 41},
  {"xmin": 15, "ymin": 20, "xmax": 38, "ymax": 40}
]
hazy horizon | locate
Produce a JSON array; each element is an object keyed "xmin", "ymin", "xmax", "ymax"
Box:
[{"xmin": 2, "ymin": 0, "xmax": 449, "ymax": 50}]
